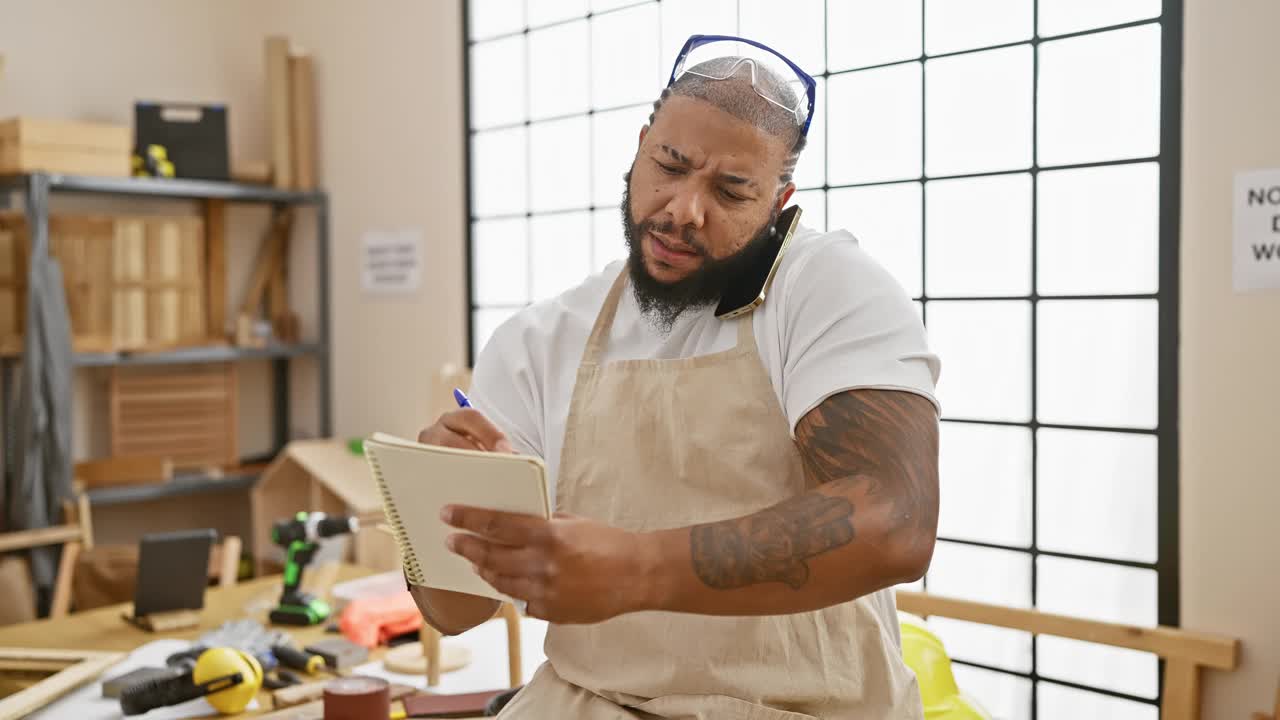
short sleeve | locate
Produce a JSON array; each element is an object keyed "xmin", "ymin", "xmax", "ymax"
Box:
[
  {"xmin": 467, "ymin": 314, "xmax": 544, "ymax": 459},
  {"xmin": 777, "ymin": 232, "xmax": 942, "ymax": 433}
]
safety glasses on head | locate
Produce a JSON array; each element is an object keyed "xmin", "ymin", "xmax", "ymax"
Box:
[{"xmin": 667, "ymin": 34, "xmax": 817, "ymax": 137}]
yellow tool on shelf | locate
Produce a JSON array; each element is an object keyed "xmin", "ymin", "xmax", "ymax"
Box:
[{"xmin": 899, "ymin": 613, "xmax": 993, "ymax": 720}]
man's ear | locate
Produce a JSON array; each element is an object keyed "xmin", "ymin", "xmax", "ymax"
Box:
[
  {"xmin": 638, "ymin": 125, "xmax": 648, "ymax": 149},
  {"xmin": 775, "ymin": 182, "xmax": 796, "ymax": 213}
]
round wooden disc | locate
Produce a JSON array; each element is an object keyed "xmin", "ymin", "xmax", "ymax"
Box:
[{"xmin": 384, "ymin": 641, "xmax": 472, "ymax": 675}]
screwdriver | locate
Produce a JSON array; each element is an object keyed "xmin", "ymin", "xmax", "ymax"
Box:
[{"xmin": 271, "ymin": 644, "xmax": 325, "ymax": 675}]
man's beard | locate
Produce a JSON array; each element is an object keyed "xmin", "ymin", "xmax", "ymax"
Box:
[{"xmin": 621, "ymin": 172, "xmax": 778, "ymax": 333}]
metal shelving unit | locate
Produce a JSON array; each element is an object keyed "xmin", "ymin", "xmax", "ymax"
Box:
[{"xmin": 0, "ymin": 171, "xmax": 332, "ymax": 504}]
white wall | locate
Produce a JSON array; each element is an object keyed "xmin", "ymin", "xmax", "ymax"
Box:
[{"xmin": 1180, "ymin": 0, "xmax": 1280, "ymax": 716}]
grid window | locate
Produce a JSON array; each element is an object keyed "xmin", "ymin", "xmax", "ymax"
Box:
[{"xmin": 464, "ymin": 2, "xmax": 1180, "ymax": 715}]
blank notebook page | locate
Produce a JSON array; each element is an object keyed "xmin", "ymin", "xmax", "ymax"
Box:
[{"xmin": 363, "ymin": 432, "xmax": 550, "ymax": 604}]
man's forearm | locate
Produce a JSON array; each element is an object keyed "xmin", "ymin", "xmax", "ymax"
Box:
[
  {"xmin": 642, "ymin": 390, "xmax": 940, "ymax": 617},
  {"xmin": 641, "ymin": 475, "xmax": 934, "ymax": 616}
]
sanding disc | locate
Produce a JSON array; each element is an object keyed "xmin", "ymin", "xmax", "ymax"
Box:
[
  {"xmin": 384, "ymin": 641, "xmax": 472, "ymax": 675},
  {"xmin": 323, "ymin": 676, "xmax": 390, "ymax": 720}
]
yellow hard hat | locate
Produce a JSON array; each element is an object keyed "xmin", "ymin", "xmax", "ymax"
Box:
[
  {"xmin": 193, "ymin": 647, "xmax": 263, "ymax": 714},
  {"xmin": 899, "ymin": 614, "xmax": 992, "ymax": 720}
]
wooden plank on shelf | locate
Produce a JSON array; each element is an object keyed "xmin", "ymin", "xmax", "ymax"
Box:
[
  {"xmin": 110, "ymin": 363, "xmax": 238, "ymax": 470},
  {"xmin": 266, "ymin": 36, "xmax": 294, "ymax": 190},
  {"xmin": 204, "ymin": 199, "xmax": 227, "ymax": 341},
  {"xmin": 239, "ymin": 208, "xmax": 293, "ymax": 321},
  {"xmin": 289, "ymin": 52, "xmax": 318, "ymax": 192},
  {"xmin": 73, "ymin": 456, "xmax": 172, "ymax": 489}
]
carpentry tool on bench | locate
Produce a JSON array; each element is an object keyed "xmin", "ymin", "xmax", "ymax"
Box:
[
  {"xmin": 269, "ymin": 511, "xmax": 359, "ymax": 626},
  {"xmin": 119, "ymin": 646, "xmax": 262, "ymax": 716}
]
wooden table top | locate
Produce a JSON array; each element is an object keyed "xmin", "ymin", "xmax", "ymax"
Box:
[{"xmin": 0, "ymin": 563, "xmax": 374, "ymax": 652}]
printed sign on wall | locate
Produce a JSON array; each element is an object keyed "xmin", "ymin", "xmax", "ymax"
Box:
[
  {"xmin": 1234, "ymin": 169, "xmax": 1280, "ymax": 292},
  {"xmin": 362, "ymin": 230, "xmax": 422, "ymax": 294}
]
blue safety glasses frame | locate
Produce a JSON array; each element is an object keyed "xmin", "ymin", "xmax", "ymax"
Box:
[{"xmin": 667, "ymin": 34, "xmax": 817, "ymax": 137}]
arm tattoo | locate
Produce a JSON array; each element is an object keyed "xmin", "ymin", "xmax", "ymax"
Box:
[
  {"xmin": 692, "ymin": 494, "xmax": 854, "ymax": 589},
  {"xmin": 690, "ymin": 390, "xmax": 939, "ymax": 591}
]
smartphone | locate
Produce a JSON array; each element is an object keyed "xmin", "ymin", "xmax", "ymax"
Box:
[{"xmin": 714, "ymin": 204, "xmax": 803, "ymax": 320}]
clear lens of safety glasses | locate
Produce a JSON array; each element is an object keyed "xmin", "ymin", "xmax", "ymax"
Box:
[{"xmin": 669, "ymin": 35, "xmax": 816, "ymax": 135}]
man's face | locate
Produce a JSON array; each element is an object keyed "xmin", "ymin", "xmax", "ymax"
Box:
[{"xmin": 626, "ymin": 95, "xmax": 796, "ymax": 286}]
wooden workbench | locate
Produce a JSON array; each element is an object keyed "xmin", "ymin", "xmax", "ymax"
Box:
[{"xmin": 0, "ymin": 563, "xmax": 433, "ymax": 718}]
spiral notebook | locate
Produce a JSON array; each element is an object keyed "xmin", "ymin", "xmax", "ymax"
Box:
[{"xmin": 362, "ymin": 432, "xmax": 550, "ymax": 603}]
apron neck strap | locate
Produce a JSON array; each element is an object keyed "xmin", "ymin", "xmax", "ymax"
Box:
[
  {"xmin": 581, "ymin": 265, "xmax": 758, "ymax": 367},
  {"xmin": 581, "ymin": 267, "xmax": 630, "ymax": 366}
]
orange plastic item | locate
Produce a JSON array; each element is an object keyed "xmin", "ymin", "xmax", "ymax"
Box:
[{"xmin": 339, "ymin": 590, "xmax": 423, "ymax": 648}]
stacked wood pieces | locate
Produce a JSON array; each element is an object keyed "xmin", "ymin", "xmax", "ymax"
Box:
[
  {"xmin": 0, "ymin": 212, "xmax": 206, "ymax": 354},
  {"xmin": 265, "ymin": 36, "xmax": 319, "ymax": 191},
  {"xmin": 109, "ymin": 363, "xmax": 238, "ymax": 470},
  {"xmin": 73, "ymin": 455, "xmax": 173, "ymax": 490},
  {"xmin": 236, "ymin": 207, "xmax": 298, "ymax": 347}
]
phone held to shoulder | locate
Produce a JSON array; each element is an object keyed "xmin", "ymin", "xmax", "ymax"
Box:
[{"xmin": 714, "ymin": 204, "xmax": 803, "ymax": 320}]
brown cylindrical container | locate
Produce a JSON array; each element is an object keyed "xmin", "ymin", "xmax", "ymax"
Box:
[{"xmin": 323, "ymin": 676, "xmax": 390, "ymax": 720}]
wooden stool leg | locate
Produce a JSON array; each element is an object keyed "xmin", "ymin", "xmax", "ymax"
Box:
[
  {"xmin": 1161, "ymin": 658, "xmax": 1201, "ymax": 720},
  {"xmin": 502, "ymin": 602, "xmax": 522, "ymax": 688},
  {"xmin": 421, "ymin": 624, "xmax": 442, "ymax": 686}
]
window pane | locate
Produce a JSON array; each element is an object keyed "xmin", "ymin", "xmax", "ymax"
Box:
[
  {"xmin": 527, "ymin": 0, "xmax": 588, "ymax": 27},
  {"xmin": 592, "ymin": 105, "xmax": 649, "ymax": 207},
  {"xmin": 828, "ymin": 0, "xmax": 921, "ymax": 71},
  {"xmin": 1038, "ymin": 163, "xmax": 1159, "ymax": 295},
  {"xmin": 1038, "ymin": 25, "xmax": 1161, "ymax": 166},
  {"xmin": 929, "ymin": 617, "xmax": 1032, "ymax": 673},
  {"xmin": 926, "ymin": 173, "xmax": 1031, "ymax": 297},
  {"xmin": 927, "ymin": 542, "xmax": 1031, "ymax": 607},
  {"xmin": 827, "ymin": 183, "xmax": 922, "ymax": 297},
  {"xmin": 926, "ymin": 301, "xmax": 1031, "ymax": 422},
  {"xmin": 1038, "ymin": 636, "xmax": 1159, "ymax": 700},
  {"xmin": 471, "ymin": 126, "xmax": 527, "ymax": 217},
  {"xmin": 828, "ymin": 63, "xmax": 923, "ymax": 185},
  {"xmin": 925, "ymin": 0, "xmax": 1033, "ymax": 55},
  {"xmin": 592, "ymin": 207, "xmax": 627, "ymax": 272},
  {"xmin": 1037, "ymin": 300, "xmax": 1158, "ymax": 428},
  {"xmin": 1039, "ymin": 0, "xmax": 1162, "ymax": 37},
  {"xmin": 473, "ymin": 307, "xmax": 519, "ymax": 359},
  {"xmin": 952, "ymin": 666, "xmax": 1031, "ymax": 720},
  {"xmin": 529, "ymin": 20, "xmax": 589, "ymax": 119},
  {"xmin": 660, "ymin": 0, "xmax": 738, "ymax": 84},
  {"xmin": 792, "ymin": 77, "xmax": 826, "ymax": 190},
  {"xmin": 469, "ymin": 0, "xmax": 524, "ymax": 40},
  {"xmin": 789, "ymin": 189, "xmax": 826, "ymax": 232},
  {"xmin": 1037, "ymin": 556, "xmax": 1157, "ymax": 625},
  {"xmin": 592, "ymin": 0, "xmax": 646, "ymax": 11},
  {"xmin": 470, "ymin": 35, "xmax": 526, "ymax": 129},
  {"xmin": 591, "ymin": 4, "xmax": 660, "ymax": 109},
  {"xmin": 926, "ymin": 45, "xmax": 1033, "ymax": 177},
  {"xmin": 471, "ymin": 218, "xmax": 529, "ymax": 305},
  {"xmin": 1038, "ymin": 428, "xmax": 1157, "ymax": 563},
  {"xmin": 530, "ymin": 212, "xmax": 592, "ymax": 301},
  {"xmin": 739, "ymin": 0, "xmax": 825, "ymax": 74},
  {"xmin": 1037, "ymin": 682, "xmax": 1158, "ymax": 720},
  {"xmin": 938, "ymin": 422, "xmax": 1031, "ymax": 546},
  {"xmin": 530, "ymin": 116, "xmax": 590, "ymax": 212}
]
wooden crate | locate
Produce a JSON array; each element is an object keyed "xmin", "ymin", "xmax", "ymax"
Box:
[
  {"xmin": 109, "ymin": 363, "xmax": 238, "ymax": 470},
  {"xmin": 0, "ymin": 212, "xmax": 207, "ymax": 353},
  {"xmin": 0, "ymin": 116, "xmax": 131, "ymax": 177}
]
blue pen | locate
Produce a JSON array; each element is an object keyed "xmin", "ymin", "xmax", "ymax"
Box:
[{"xmin": 453, "ymin": 388, "xmax": 472, "ymax": 408}]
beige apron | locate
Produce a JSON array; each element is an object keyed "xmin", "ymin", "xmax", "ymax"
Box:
[{"xmin": 499, "ymin": 269, "xmax": 922, "ymax": 720}]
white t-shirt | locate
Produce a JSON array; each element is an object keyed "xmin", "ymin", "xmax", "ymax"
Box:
[{"xmin": 470, "ymin": 225, "xmax": 942, "ymax": 505}]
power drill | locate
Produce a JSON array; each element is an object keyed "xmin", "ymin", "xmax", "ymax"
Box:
[{"xmin": 269, "ymin": 511, "xmax": 358, "ymax": 626}]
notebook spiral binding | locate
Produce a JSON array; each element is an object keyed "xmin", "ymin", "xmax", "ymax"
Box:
[{"xmin": 364, "ymin": 445, "xmax": 426, "ymax": 585}]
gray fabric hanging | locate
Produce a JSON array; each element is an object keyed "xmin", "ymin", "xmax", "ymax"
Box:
[{"xmin": 5, "ymin": 245, "xmax": 74, "ymax": 590}]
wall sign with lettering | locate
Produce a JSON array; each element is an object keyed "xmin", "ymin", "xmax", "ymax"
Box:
[
  {"xmin": 362, "ymin": 230, "xmax": 422, "ymax": 295},
  {"xmin": 1234, "ymin": 168, "xmax": 1280, "ymax": 292}
]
